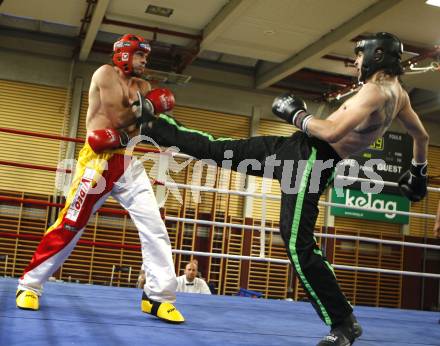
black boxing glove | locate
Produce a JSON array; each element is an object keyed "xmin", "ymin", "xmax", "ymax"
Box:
[
  {"xmin": 136, "ymin": 89, "xmax": 176, "ymax": 137},
  {"xmin": 398, "ymin": 160, "xmax": 428, "ymax": 202},
  {"xmin": 131, "ymin": 90, "xmax": 155, "ymax": 125},
  {"xmin": 133, "ymin": 88, "xmax": 176, "ymax": 126},
  {"xmin": 272, "ymin": 93, "xmax": 314, "ymax": 134}
]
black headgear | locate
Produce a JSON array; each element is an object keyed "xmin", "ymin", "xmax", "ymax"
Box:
[{"xmin": 354, "ymin": 32, "xmax": 404, "ymax": 82}]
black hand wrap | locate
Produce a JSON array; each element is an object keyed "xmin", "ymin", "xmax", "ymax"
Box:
[{"xmin": 398, "ymin": 160, "xmax": 428, "ymax": 202}]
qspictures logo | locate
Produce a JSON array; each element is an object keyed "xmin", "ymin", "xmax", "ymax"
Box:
[{"xmin": 56, "ymin": 135, "xmax": 390, "ymax": 208}]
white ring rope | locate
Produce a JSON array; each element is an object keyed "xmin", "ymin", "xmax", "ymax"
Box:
[
  {"xmin": 165, "ymin": 216, "xmax": 440, "ymax": 250},
  {"xmin": 172, "ymin": 249, "xmax": 440, "ymax": 279},
  {"xmin": 332, "ymin": 265, "xmax": 440, "ymax": 279},
  {"xmin": 160, "ymin": 181, "xmax": 436, "ymax": 220},
  {"xmin": 165, "ymin": 216, "xmax": 276, "ymax": 232},
  {"xmin": 159, "ymin": 170, "xmax": 440, "ymax": 281},
  {"xmin": 153, "ymin": 159, "xmax": 440, "ymax": 194},
  {"xmin": 335, "ymin": 175, "xmax": 440, "ymax": 193},
  {"xmin": 315, "ymin": 233, "xmax": 440, "ymax": 250},
  {"xmin": 161, "ymin": 181, "xmax": 280, "ymax": 200}
]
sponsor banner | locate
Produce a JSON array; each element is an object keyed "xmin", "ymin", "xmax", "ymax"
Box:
[{"xmin": 331, "ymin": 188, "xmax": 410, "ymax": 224}]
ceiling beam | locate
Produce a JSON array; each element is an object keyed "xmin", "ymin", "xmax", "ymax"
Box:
[
  {"xmin": 178, "ymin": 0, "xmax": 253, "ymax": 72},
  {"xmin": 200, "ymin": 0, "xmax": 254, "ymax": 50},
  {"xmin": 79, "ymin": 0, "xmax": 110, "ymax": 62},
  {"xmin": 255, "ymin": 0, "xmax": 403, "ymax": 89}
]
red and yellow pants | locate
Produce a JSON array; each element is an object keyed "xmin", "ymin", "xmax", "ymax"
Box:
[{"xmin": 18, "ymin": 143, "xmax": 177, "ymax": 302}]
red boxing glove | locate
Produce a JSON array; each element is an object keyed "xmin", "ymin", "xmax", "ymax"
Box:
[
  {"xmin": 146, "ymin": 88, "xmax": 175, "ymax": 114},
  {"xmin": 87, "ymin": 128, "xmax": 129, "ymax": 153}
]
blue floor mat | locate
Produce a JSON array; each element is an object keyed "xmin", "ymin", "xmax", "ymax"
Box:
[{"xmin": 1, "ymin": 278, "xmax": 439, "ymax": 345}]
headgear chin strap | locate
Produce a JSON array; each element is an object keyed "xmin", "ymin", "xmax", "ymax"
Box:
[
  {"xmin": 112, "ymin": 34, "xmax": 151, "ymax": 76},
  {"xmin": 355, "ymin": 32, "xmax": 404, "ymax": 82}
]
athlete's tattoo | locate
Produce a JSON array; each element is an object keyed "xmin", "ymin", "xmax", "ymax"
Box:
[{"xmin": 353, "ymin": 82, "xmax": 397, "ymax": 135}]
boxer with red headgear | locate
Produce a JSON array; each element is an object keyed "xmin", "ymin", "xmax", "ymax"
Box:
[
  {"xmin": 16, "ymin": 34, "xmax": 183, "ymax": 324},
  {"xmin": 112, "ymin": 33, "xmax": 151, "ymax": 76}
]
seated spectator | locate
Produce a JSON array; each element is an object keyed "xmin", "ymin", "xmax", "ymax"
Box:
[{"xmin": 176, "ymin": 260, "xmax": 211, "ymax": 295}]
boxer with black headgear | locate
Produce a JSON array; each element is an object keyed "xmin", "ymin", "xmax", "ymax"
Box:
[
  {"xmin": 139, "ymin": 32, "xmax": 429, "ymax": 345},
  {"xmin": 354, "ymin": 32, "xmax": 404, "ymax": 82}
]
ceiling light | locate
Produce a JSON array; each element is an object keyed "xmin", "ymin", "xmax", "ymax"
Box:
[
  {"xmin": 145, "ymin": 5, "xmax": 174, "ymax": 17},
  {"xmin": 264, "ymin": 29, "xmax": 275, "ymax": 35},
  {"xmin": 426, "ymin": 0, "xmax": 440, "ymax": 7}
]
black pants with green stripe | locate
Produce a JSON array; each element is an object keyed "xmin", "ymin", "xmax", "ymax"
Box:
[{"xmin": 146, "ymin": 114, "xmax": 353, "ymax": 326}]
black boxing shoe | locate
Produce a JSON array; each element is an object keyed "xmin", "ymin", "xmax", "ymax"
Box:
[{"xmin": 317, "ymin": 314, "xmax": 362, "ymax": 346}]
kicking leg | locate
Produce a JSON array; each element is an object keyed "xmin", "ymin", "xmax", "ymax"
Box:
[{"xmin": 143, "ymin": 113, "xmax": 287, "ymax": 177}]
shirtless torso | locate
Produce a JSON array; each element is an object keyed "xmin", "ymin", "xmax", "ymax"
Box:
[
  {"xmin": 330, "ymin": 76, "xmax": 406, "ymax": 158},
  {"xmin": 86, "ymin": 64, "xmax": 151, "ymax": 137},
  {"xmin": 306, "ymin": 72, "xmax": 428, "ymax": 164}
]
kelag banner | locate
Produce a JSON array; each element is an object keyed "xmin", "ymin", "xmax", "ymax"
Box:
[{"xmin": 331, "ymin": 188, "xmax": 410, "ymax": 224}]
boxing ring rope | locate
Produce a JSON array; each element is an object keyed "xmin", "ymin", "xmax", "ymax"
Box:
[
  {"xmin": 1, "ymin": 128, "xmax": 439, "ymax": 282},
  {"xmin": 335, "ymin": 175, "xmax": 440, "ymax": 193},
  {"xmin": 0, "ymin": 160, "xmax": 71, "ymax": 173},
  {"xmin": 172, "ymin": 250, "xmax": 440, "ymax": 279},
  {"xmin": 0, "ymin": 225, "xmax": 438, "ymax": 279},
  {"xmin": 0, "ymin": 127, "xmax": 162, "ymax": 155},
  {"xmin": 0, "ymin": 195, "xmax": 439, "ymax": 280},
  {"xmin": 1, "ymin": 192, "xmax": 437, "ymax": 251},
  {"xmin": 0, "ymin": 159, "xmax": 437, "ymax": 221},
  {"xmin": 0, "ymin": 148, "xmax": 438, "ymax": 226},
  {"xmin": 0, "ymin": 127, "xmax": 85, "ymax": 144},
  {"xmin": 156, "ymin": 181, "xmax": 436, "ymax": 219},
  {"xmin": 166, "ymin": 215, "xmax": 440, "ymax": 250}
]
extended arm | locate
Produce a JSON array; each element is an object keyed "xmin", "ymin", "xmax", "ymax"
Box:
[
  {"xmin": 272, "ymin": 84, "xmax": 384, "ymax": 143},
  {"xmin": 307, "ymin": 84, "xmax": 384, "ymax": 143},
  {"xmin": 396, "ymin": 93, "xmax": 429, "ymax": 163},
  {"xmin": 395, "ymin": 93, "xmax": 429, "ymax": 202}
]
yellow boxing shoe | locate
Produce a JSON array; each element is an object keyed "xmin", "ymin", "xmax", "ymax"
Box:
[
  {"xmin": 141, "ymin": 292, "xmax": 184, "ymax": 324},
  {"xmin": 16, "ymin": 290, "xmax": 39, "ymax": 310}
]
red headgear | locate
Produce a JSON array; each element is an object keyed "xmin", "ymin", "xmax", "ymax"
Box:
[{"xmin": 112, "ymin": 34, "xmax": 151, "ymax": 75}]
